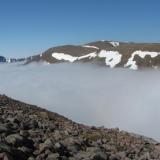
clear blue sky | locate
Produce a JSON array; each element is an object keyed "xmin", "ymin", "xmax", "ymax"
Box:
[{"xmin": 0, "ymin": 0, "xmax": 160, "ymax": 58}]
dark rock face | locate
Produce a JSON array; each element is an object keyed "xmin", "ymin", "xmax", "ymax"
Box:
[
  {"xmin": 0, "ymin": 56, "xmax": 6, "ymax": 63},
  {"xmin": 0, "ymin": 95, "xmax": 160, "ymax": 160}
]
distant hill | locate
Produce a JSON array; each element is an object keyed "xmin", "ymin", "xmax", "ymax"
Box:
[
  {"xmin": 25, "ymin": 40, "xmax": 160, "ymax": 70},
  {"xmin": 2, "ymin": 40, "xmax": 160, "ymax": 70},
  {"xmin": 0, "ymin": 56, "xmax": 26, "ymax": 64},
  {"xmin": 0, "ymin": 56, "xmax": 6, "ymax": 63}
]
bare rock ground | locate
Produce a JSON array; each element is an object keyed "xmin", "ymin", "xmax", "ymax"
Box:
[{"xmin": 0, "ymin": 95, "xmax": 160, "ymax": 160}]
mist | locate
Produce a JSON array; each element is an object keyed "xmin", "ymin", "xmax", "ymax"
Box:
[{"xmin": 0, "ymin": 62, "xmax": 160, "ymax": 141}]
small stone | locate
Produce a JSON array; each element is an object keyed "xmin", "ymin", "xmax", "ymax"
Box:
[
  {"xmin": 93, "ymin": 151, "xmax": 108, "ymax": 160},
  {"xmin": 20, "ymin": 130, "xmax": 30, "ymax": 138},
  {"xmin": 28, "ymin": 157, "xmax": 35, "ymax": 160},
  {"xmin": 5, "ymin": 134, "xmax": 24, "ymax": 146},
  {"xmin": 54, "ymin": 142, "xmax": 61, "ymax": 149},
  {"xmin": 0, "ymin": 152, "xmax": 13, "ymax": 160},
  {"xmin": 39, "ymin": 139, "xmax": 53, "ymax": 153},
  {"xmin": 0, "ymin": 143, "xmax": 11, "ymax": 153},
  {"xmin": 46, "ymin": 153, "xmax": 59, "ymax": 160},
  {"xmin": 40, "ymin": 112, "xmax": 49, "ymax": 119},
  {"xmin": 18, "ymin": 146, "xmax": 32, "ymax": 155}
]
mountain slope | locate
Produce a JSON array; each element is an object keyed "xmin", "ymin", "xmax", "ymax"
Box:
[
  {"xmin": 0, "ymin": 95, "xmax": 160, "ymax": 160},
  {"xmin": 0, "ymin": 56, "xmax": 6, "ymax": 63},
  {"xmin": 26, "ymin": 41, "xmax": 160, "ymax": 70}
]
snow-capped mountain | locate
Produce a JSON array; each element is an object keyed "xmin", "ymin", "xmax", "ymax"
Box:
[
  {"xmin": 11, "ymin": 40, "xmax": 160, "ymax": 70},
  {"xmin": 25, "ymin": 40, "xmax": 160, "ymax": 70}
]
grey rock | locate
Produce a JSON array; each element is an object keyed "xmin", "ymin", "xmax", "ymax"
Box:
[
  {"xmin": 28, "ymin": 157, "xmax": 35, "ymax": 160},
  {"xmin": 20, "ymin": 130, "xmax": 30, "ymax": 138},
  {"xmin": 54, "ymin": 142, "xmax": 61, "ymax": 149},
  {"xmin": 93, "ymin": 151, "xmax": 109, "ymax": 160},
  {"xmin": 0, "ymin": 143, "xmax": 11, "ymax": 153},
  {"xmin": 5, "ymin": 134, "xmax": 24, "ymax": 146},
  {"xmin": 1, "ymin": 95, "xmax": 160, "ymax": 160},
  {"xmin": 0, "ymin": 152, "xmax": 13, "ymax": 160},
  {"xmin": 0, "ymin": 124, "xmax": 10, "ymax": 133},
  {"xmin": 0, "ymin": 142, "xmax": 28, "ymax": 160},
  {"xmin": 46, "ymin": 153, "xmax": 60, "ymax": 160}
]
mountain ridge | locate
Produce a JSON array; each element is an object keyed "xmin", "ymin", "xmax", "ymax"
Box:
[
  {"xmin": 25, "ymin": 40, "xmax": 160, "ymax": 70},
  {"xmin": 2, "ymin": 40, "xmax": 160, "ymax": 70}
]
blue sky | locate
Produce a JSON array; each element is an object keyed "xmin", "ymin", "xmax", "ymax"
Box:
[{"xmin": 0, "ymin": 0, "xmax": 160, "ymax": 58}]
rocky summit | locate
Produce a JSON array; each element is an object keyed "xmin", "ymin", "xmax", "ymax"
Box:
[{"xmin": 0, "ymin": 95, "xmax": 160, "ymax": 160}]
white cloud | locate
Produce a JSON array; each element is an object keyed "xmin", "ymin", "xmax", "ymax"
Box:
[{"xmin": 0, "ymin": 63, "xmax": 160, "ymax": 141}]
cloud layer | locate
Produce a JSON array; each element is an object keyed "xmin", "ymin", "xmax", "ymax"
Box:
[{"xmin": 1, "ymin": 63, "xmax": 160, "ymax": 141}]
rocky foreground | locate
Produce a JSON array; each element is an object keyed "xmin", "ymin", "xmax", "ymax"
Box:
[{"xmin": 0, "ymin": 95, "xmax": 160, "ymax": 160}]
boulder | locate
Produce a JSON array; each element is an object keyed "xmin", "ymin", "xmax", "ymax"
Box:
[{"xmin": 5, "ymin": 134, "xmax": 24, "ymax": 146}]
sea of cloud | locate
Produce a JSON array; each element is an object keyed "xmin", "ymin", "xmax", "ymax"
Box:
[{"xmin": 0, "ymin": 62, "xmax": 160, "ymax": 141}]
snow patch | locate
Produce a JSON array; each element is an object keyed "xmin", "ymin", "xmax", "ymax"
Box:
[
  {"xmin": 78, "ymin": 52, "xmax": 97, "ymax": 60},
  {"xmin": 6, "ymin": 59, "xmax": 11, "ymax": 63},
  {"xmin": 110, "ymin": 41, "xmax": 120, "ymax": 47},
  {"xmin": 52, "ymin": 53, "xmax": 78, "ymax": 62},
  {"xmin": 52, "ymin": 52, "xmax": 97, "ymax": 62},
  {"xmin": 125, "ymin": 51, "xmax": 160, "ymax": 70},
  {"xmin": 83, "ymin": 45, "xmax": 99, "ymax": 50},
  {"xmin": 98, "ymin": 50, "xmax": 122, "ymax": 68}
]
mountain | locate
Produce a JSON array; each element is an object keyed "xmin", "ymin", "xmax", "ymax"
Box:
[
  {"xmin": 0, "ymin": 95, "xmax": 160, "ymax": 160},
  {"xmin": 6, "ymin": 58, "xmax": 26, "ymax": 63},
  {"xmin": 0, "ymin": 57, "xmax": 26, "ymax": 64},
  {"xmin": 0, "ymin": 56, "xmax": 6, "ymax": 63},
  {"xmin": 25, "ymin": 40, "xmax": 160, "ymax": 70}
]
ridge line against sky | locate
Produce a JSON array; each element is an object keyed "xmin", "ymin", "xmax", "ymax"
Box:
[{"xmin": 0, "ymin": 0, "xmax": 160, "ymax": 58}]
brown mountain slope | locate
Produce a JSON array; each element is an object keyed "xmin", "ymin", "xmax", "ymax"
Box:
[{"xmin": 25, "ymin": 41, "xmax": 160, "ymax": 69}]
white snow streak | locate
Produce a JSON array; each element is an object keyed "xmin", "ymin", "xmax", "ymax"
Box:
[
  {"xmin": 52, "ymin": 51, "xmax": 122, "ymax": 68},
  {"xmin": 52, "ymin": 53, "xmax": 78, "ymax": 62},
  {"xmin": 110, "ymin": 41, "xmax": 120, "ymax": 47},
  {"xmin": 78, "ymin": 52, "xmax": 97, "ymax": 60},
  {"xmin": 83, "ymin": 45, "xmax": 99, "ymax": 50},
  {"xmin": 52, "ymin": 52, "xmax": 97, "ymax": 62},
  {"xmin": 98, "ymin": 50, "xmax": 122, "ymax": 68},
  {"xmin": 125, "ymin": 51, "xmax": 160, "ymax": 70}
]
